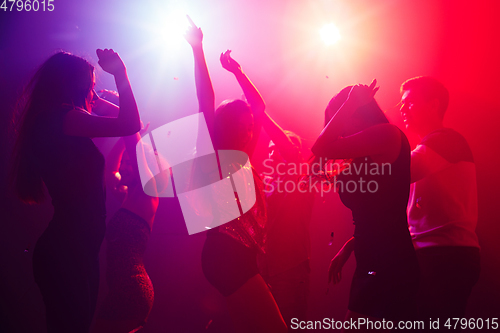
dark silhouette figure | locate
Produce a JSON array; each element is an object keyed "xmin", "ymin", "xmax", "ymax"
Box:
[
  {"xmin": 11, "ymin": 50, "xmax": 140, "ymax": 333},
  {"xmin": 313, "ymin": 81, "xmax": 419, "ymax": 331},
  {"xmin": 184, "ymin": 18, "xmax": 287, "ymax": 333}
]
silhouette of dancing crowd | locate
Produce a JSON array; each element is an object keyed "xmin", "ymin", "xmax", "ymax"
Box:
[{"xmin": 11, "ymin": 17, "xmax": 480, "ymax": 333}]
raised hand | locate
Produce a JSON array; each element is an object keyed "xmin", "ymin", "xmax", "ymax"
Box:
[
  {"xmin": 96, "ymin": 49, "xmax": 126, "ymax": 76},
  {"xmin": 220, "ymin": 50, "xmax": 241, "ymax": 74},
  {"xmin": 184, "ymin": 15, "xmax": 203, "ymax": 48},
  {"xmin": 346, "ymin": 79, "xmax": 380, "ymax": 109}
]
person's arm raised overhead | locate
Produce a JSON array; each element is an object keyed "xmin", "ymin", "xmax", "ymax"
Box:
[
  {"xmin": 220, "ymin": 50, "xmax": 265, "ymax": 114},
  {"xmin": 312, "ymin": 80, "xmax": 379, "ymax": 156},
  {"xmin": 221, "ymin": 52, "xmax": 298, "ymax": 163},
  {"xmin": 220, "ymin": 50, "xmax": 264, "ymax": 157},
  {"xmin": 64, "ymin": 49, "xmax": 141, "ymax": 138},
  {"xmin": 311, "ymin": 80, "xmax": 400, "ymax": 162},
  {"xmin": 185, "ymin": 16, "xmax": 215, "ymax": 138}
]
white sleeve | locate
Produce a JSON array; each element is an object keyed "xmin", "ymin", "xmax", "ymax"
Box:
[{"xmin": 410, "ymin": 144, "xmax": 452, "ymax": 183}]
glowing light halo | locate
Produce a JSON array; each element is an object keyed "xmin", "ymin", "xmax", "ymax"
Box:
[
  {"xmin": 140, "ymin": 6, "xmax": 191, "ymax": 51},
  {"xmin": 111, "ymin": 2, "xmax": 201, "ymax": 112},
  {"xmin": 320, "ymin": 23, "xmax": 341, "ymax": 46},
  {"xmin": 154, "ymin": 8, "xmax": 191, "ymax": 49},
  {"xmin": 121, "ymin": 1, "xmax": 192, "ymax": 62}
]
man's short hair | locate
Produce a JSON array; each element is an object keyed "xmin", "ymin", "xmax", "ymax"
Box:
[{"xmin": 401, "ymin": 76, "xmax": 449, "ymax": 120}]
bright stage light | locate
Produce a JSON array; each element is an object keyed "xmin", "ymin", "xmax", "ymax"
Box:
[
  {"xmin": 320, "ymin": 23, "xmax": 341, "ymax": 45},
  {"xmin": 153, "ymin": 8, "xmax": 190, "ymax": 49}
]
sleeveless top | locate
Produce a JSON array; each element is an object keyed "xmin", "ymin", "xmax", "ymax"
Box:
[
  {"xmin": 32, "ymin": 108, "xmax": 106, "ymax": 258},
  {"xmin": 408, "ymin": 128, "xmax": 479, "ymax": 249},
  {"xmin": 338, "ymin": 130, "xmax": 415, "ymax": 269}
]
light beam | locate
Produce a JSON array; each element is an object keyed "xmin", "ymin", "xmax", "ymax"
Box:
[{"xmin": 320, "ymin": 23, "xmax": 341, "ymax": 46}]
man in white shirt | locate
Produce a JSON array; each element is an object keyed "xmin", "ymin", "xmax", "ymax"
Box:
[{"xmin": 400, "ymin": 76, "xmax": 480, "ymax": 328}]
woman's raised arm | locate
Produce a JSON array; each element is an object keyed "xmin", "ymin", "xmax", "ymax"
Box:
[
  {"xmin": 64, "ymin": 49, "xmax": 141, "ymax": 138},
  {"xmin": 219, "ymin": 50, "xmax": 264, "ymax": 158},
  {"xmin": 185, "ymin": 16, "xmax": 215, "ymax": 139}
]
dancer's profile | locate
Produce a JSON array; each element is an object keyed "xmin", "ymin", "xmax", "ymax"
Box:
[
  {"xmin": 400, "ymin": 76, "xmax": 480, "ymax": 331},
  {"xmin": 313, "ymin": 81, "xmax": 419, "ymax": 331},
  {"xmin": 11, "ymin": 49, "xmax": 140, "ymax": 333}
]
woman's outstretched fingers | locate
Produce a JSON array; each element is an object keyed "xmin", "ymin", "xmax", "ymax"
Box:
[
  {"xmin": 186, "ymin": 14, "xmax": 197, "ymax": 28},
  {"xmin": 369, "ymin": 79, "xmax": 380, "ymax": 97},
  {"xmin": 184, "ymin": 16, "xmax": 203, "ymax": 47}
]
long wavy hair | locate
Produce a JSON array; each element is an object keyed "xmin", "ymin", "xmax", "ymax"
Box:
[{"xmin": 11, "ymin": 52, "xmax": 94, "ymax": 204}]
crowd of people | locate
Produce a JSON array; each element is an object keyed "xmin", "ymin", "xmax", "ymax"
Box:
[{"xmin": 11, "ymin": 17, "xmax": 480, "ymax": 333}]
